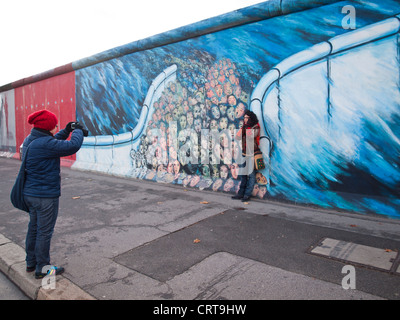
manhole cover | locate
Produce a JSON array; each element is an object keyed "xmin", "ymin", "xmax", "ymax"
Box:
[{"xmin": 309, "ymin": 238, "xmax": 399, "ymax": 273}]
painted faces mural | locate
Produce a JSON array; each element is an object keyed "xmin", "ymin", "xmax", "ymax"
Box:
[
  {"xmin": 131, "ymin": 57, "xmax": 265, "ymax": 195},
  {"xmin": 74, "ymin": 1, "xmax": 400, "ymax": 218}
]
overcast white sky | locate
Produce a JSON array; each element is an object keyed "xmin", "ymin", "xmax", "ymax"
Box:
[{"xmin": 0, "ymin": 0, "xmax": 265, "ymax": 87}]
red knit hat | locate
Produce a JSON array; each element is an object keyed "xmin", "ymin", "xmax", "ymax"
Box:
[{"xmin": 28, "ymin": 110, "xmax": 58, "ymax": 131}]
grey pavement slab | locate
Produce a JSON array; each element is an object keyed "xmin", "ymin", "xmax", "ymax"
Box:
[
  {"xmin": 0, "ymin": 233, "xmax": 95, "ymax": 300},
  {"xmin": 167, "ymin": 252, "xmax": 383, "ymax": 300},
  {"xmin": 114, "ymin": 209, "xmax": 400, "ymax": 299}
]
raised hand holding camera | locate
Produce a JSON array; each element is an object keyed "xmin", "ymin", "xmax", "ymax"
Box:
[
  {"xmin": 69, "ymin": 121, "xmax": 89, "ymax": 137},
  {"xmin": 64, "ymin": 121, "xmax": 75, "ymax": 133}
]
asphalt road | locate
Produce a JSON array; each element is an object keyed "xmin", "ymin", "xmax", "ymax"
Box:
[{"xmin": 0, "ymin": 270, "xmax": 29, "ymax": 300}]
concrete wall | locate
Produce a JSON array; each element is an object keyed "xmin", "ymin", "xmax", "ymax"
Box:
[{"xmin": 1, "ymin": 0, "xmax": 399, "ymax": 218}]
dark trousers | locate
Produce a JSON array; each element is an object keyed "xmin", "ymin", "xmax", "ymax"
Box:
[
  {"xmin": 24, "ymin": 196, "xmax": 59, "ymax": 273},
  {"xmin": 238, "ymin": 156, "xmax": 256, "ymax": 198}
]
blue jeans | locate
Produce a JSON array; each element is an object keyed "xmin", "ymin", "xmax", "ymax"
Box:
[
  {"xmin": 238, "ymin": 156, "xmax": 256, "ymax": 198},
  {"xmin": 24, "ymin": 196, "xmax": 59, "ymax": 273}
]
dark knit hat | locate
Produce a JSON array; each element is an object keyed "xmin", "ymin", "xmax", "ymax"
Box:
[{"xmin": 28, "ymin": 110, "xmax": 58, "ymax": 131}]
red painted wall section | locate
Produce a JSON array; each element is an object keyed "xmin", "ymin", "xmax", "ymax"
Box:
[{"xmin": 14, "ymin": 72, "xmax": 76, "ymax": 166}]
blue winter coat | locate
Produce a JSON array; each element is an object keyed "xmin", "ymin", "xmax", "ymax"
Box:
[{"xmin": 22, "ymin": 128, "xmax": 84, "ymax": 198}]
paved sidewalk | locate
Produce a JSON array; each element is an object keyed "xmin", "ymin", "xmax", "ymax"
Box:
[{"xmin": 0, "ymin": 157, "xmax": 399, "ymax": 300}]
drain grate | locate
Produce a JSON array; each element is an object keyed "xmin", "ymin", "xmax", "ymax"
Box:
[{"xmin": 309, "ymin": 238, "xmax": 400, "ymax": 274}]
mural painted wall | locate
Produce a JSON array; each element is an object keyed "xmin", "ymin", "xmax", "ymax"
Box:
[
  {"xmin": 0, "ymin": 0, "xmax": 399, "ymax": 218},
  {"xmin": 254, "ymin": 20, "xmax": 400, "ymax": 217},
  {"xmin": 0, "ymin": 90, "xmax": 16, "ymax": 156},
  {"xmin": 13, "ymin": 72, "xmax": 76, "ymax": 165}
]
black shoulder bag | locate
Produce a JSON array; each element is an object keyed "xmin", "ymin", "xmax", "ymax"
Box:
[{"xmin": 10, "ymin": 144, "xmax": 31, "ymax": 212}]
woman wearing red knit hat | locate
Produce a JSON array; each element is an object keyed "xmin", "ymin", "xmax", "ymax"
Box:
[{"xmin": 22, "ymin": 109, "xmax": 87, "ymax": 279}]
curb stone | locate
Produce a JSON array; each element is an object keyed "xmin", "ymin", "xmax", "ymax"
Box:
[{"xmin": 0, "ymin": 233, "xmax": 96, "ymax": 300}]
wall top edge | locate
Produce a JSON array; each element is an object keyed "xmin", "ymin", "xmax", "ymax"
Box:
[{"xmin": 0, "ymin": 0, "xmax": 341, "ymax": 93}]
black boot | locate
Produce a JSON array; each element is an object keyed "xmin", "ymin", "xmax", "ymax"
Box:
[
  {"xmin": 231, "ymin": 194, "xmax": 243, "ymax": 200},
  {"xmin": 35, "ymin": 266, "xmax": 65, "ymax": 279}
]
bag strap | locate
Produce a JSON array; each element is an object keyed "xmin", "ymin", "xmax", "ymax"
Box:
[
  {"xmin": 20, "ymin": 136, "xmax": 46, "ymax": 168},
  {"xmin": 21, "ymin": 143, "xmax": 31, "ymax": 164},
  {"xmin": 20, "ymin": 139, "xmax": 37, "ymax": 170}
]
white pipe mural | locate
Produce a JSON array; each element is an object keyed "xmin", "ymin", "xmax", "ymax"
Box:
[
  {"xmin": 250, "ymin": 16, "xmax": 400, "ymax": 215},
  {"xmin": 73, "ymin": 65, "xmax": 177, "ymax": 177}
]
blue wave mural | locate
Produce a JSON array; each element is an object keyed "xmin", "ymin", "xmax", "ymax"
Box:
[{"xmin": 75, "ymin": 0, "xmax": 400, "ymax": 218}]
